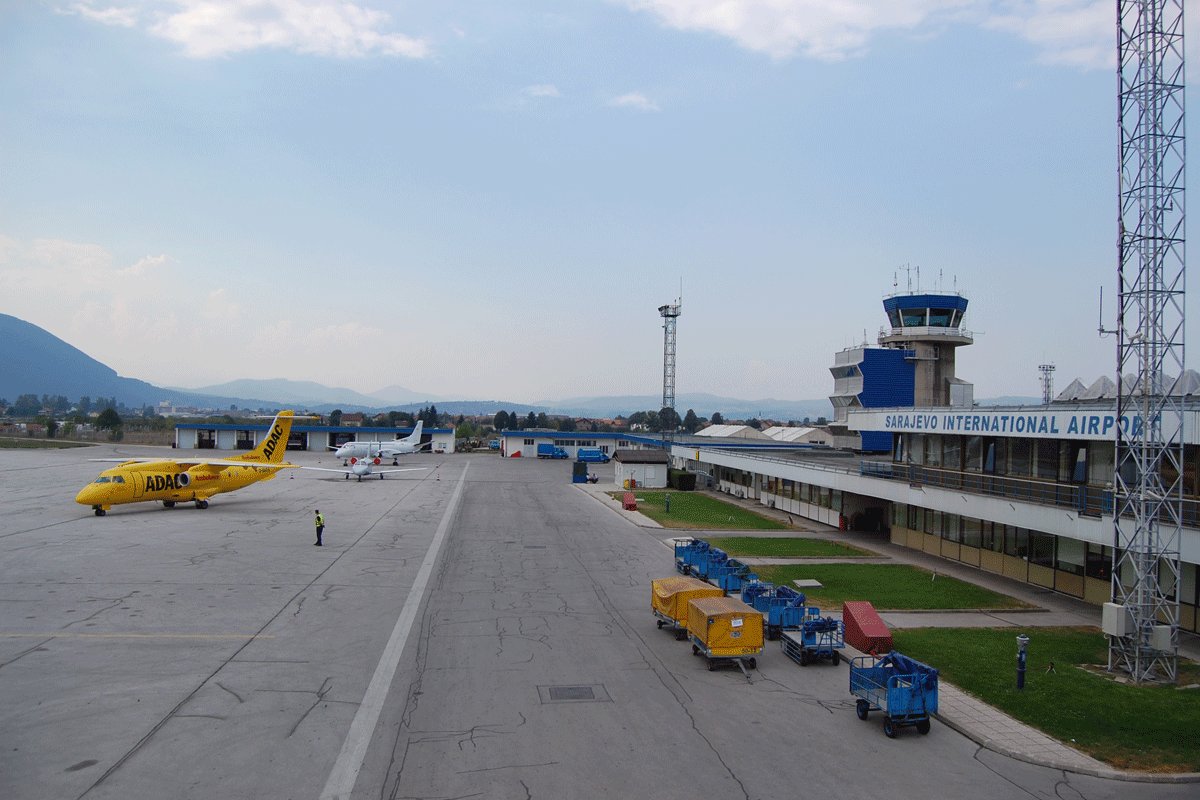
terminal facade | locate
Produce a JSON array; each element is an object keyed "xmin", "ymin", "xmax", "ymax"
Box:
[
  {"xmin": 174, "ymin": 421, "xmax": 456, "ymax": 454},
  {"xmin": 674, "ymin": 290, "xmax": 1200, "ymax": 634}
]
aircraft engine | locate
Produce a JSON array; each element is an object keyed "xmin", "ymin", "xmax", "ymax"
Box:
[
  {"xmin": 176, "ymin": 472, "xmax": 191, "ymax": 487},
  {"xmin": 372, "ymin": 457, "xmax": 381, "ymax": 465},
  {"xmin": 349, "ymin": 457, "xmax": 359, "ymax": 465}
]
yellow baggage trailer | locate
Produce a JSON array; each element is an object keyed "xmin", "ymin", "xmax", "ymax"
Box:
[
  {"xmin": 651, "ymin": 576, "xmax": 724, "ymax": 640},
  {"xmin": 686, "ymin": 596, "xmax": 764, "ymax": 678}
]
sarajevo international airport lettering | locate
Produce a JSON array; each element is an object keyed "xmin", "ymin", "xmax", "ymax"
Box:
[{"xmin": 862, "ymin": 410, "xmax": 1150, "ymax": 440}]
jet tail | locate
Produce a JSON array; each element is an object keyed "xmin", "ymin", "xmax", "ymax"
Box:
[
  {"xmin": 237, "ymin": 411, "xmax": 295, "ymax": 464},
  {"xmin": 402, "ymin": 420, "xmax": 424, "ymax": 445}
]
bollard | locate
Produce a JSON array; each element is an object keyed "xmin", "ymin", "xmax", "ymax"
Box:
[{"xmin": 1016, "ymin": 633, "xmax": 1029, "ymax": 690}]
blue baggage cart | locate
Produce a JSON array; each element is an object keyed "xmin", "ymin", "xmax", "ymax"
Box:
[
  {"xmin": 781, "ymin": 609, "xmax": 844, "ymax": 666},
  {"xmin": 849, "ymin": 651, "xmax": 938, "ymax": 738},
  {"xmin": 715, "ymin": 559, "xmax": 757, "ymax": 593},
  {"xmin": 674, "ymin": 539, "xmax": 708, "ymax": 575}
]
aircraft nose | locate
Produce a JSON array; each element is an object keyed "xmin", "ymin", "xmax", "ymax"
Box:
[{"xmin": 75, "ymin": 485, "xmax": 100, "ymax": 505}]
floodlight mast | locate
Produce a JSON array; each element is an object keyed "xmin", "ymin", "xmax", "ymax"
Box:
[
  {"xmin": 659, "ymin": 299, "xmax": 682, "ymax": 444},
  {"xmin": 1110, "ymin": 0, "xmax": 1186, "ymax": 683}
]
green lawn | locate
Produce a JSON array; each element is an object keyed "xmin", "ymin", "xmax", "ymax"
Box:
[
  {"xmin": 753, "ymin": 563, "xmax": 1030, "ymax": 610},
  {"xmin": 612, "ymin": 491, "xmax": 786, "ymax": 530},
  {"xmin": 704, "ymin": 536, "xmax": 874, "ymax": 558},
  {"xmin": 0, "ymin": 437, "xmax": 90, "ymax": 449},
  {"xmin": 892, "ymin": 627, "xmax": 1200, "ymax": 772}
]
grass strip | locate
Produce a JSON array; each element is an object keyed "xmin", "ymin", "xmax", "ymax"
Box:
[
  {"xmin": 753, "ymin": 563, "xmax": 1029, "ymax": 610},
  {"xmin": 704, "ymin": 536, "xmax": 874, "ymax": 558},
  {"xmin": 892, "ymin": 626, "xmax": 1200, "ymax": 772},
  {"xmin": 0, "ymin": 437, "xmax": 91, "ymax": 449},
  {"xmin": 610, "ymin": 490, "xmax": 786, "ymax": 530}
]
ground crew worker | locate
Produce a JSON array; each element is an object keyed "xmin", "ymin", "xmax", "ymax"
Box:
[{"xmin": 314, "ymin": 509, "xmax": 325, "ymax": 546}]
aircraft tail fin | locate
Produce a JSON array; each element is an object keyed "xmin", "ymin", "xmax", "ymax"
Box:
[
  {"xmin": 403, "ymin": 420, "xmax": 423, "ymax": 444},
  {"xmin": 237, "ymin": 411, "xmax": 295, "ymax": 464}
]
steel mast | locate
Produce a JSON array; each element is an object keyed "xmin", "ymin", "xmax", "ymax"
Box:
[
  {"xmin": 659, "ymin": 298, "xmax": 682, "ymax": 442},
  {"xmin": 1109, "ymin": 0, "xmax": 1186, "ymax": 683}
]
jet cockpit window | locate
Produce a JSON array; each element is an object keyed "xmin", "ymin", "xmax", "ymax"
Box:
[
  {"xmin": 94, "ymin": 476, "xmax": 112, "ymax": 484},
  {"xmin": 113, "ymin": 475, "xmax": 126, "ymax": 483}
]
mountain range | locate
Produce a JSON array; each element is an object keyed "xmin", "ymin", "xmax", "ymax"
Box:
[{"xmin": 6, "ymin": 312, "xmax": 988, "ymax": 419}]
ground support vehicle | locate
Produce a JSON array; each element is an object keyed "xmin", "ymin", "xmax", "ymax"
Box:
[
  {"xmin": 536, "ymin": 443, "xmax": 568, "ymax": 459},
  {"xmin": 780, "ymin": 609, "xmax": 844, "ymax": 665},
  {"xmin": 714, "ymin": 559, "xmax": 757, "ymax": 593},
  {"xmin": 673, "ymin": 539, "xmax": 731, "ymax": 581},
  {"xmin": 651, "ymin": 576, "xmax": 723, "ymax": 640},
  {"xmin": 849, "ymin": 651, "xmax": 938, "ymax": 738},
  {"xmin": 741, "ymin": 582, "xmax": 808, "ymax": 640},
  {"xmin": 576, "ymin": 447, "xmax": 610, "ymax": 463},
  {"xmin": 687, "ymin": 596, "xmax": 764, "ymax": 680}
]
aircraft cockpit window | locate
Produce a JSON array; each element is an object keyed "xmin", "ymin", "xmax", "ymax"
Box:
[
  {"xmin": 113, "ymin": 475, "xmax": 126, "ymax": 483},
  {"xmin": 94, "ymin": 476, "xmax": 111, "ymax": 484}
]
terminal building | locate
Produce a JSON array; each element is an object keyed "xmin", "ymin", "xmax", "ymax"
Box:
[{"xmin": 671, "ymin": 290, "xmax": 1200, "ymax": 635}]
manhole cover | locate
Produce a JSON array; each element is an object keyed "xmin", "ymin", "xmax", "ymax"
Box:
[{"xmin": 537, "ymin": 684, "xmax": 610, "ymax": 704}]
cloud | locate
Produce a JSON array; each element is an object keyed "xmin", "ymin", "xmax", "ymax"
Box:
[
  {"xmin": 65, "ymin": 0, "xmax": 431, "ymax": 59},
  {"xmin": 523, "ymin": 84, "xmax": 562, "ymax": 98},
  {"xmin": 67, "ymin": 2, "xmax": 139, "ymax": 27},
  {"xmin": 608, "ymin": 91, "xmax": 660, "ymax": 112},
  {"xmin": 985, "ymin": 1, "xmax": 1112, "ymax": 70},
  {"xmin": 618, "ymin": 0, "xmax": 1117, "ymax": 69}
]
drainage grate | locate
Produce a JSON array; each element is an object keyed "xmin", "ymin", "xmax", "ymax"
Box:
[{"xmin": 537, "ymin": 684, "xmax": 611, "ymax": 704}]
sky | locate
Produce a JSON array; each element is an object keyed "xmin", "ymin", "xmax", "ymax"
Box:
[{"xmin": 1, "ymin": 1, "xmax": 1195, "ymax": 406}]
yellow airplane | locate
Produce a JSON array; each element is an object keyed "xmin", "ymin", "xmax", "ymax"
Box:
[{"xmin": 75, "ymin": 410, "xmax": 302, "ymax": 516}]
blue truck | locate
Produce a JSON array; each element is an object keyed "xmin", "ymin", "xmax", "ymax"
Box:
[
  {"xmin": 576, "ymin": 447, "xmax": 610, "ymax": 463},
  {"xmin": 537, "ymin": 443, "xmax": 568, "ymax": 459}
]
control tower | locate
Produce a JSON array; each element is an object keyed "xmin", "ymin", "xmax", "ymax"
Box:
[{"xmin": 829, "ymin": 291, "xmax": 974, "ymax": 450}]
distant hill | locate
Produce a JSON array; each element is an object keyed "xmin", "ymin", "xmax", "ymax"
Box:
[
  {"xmin": 1, "ymin": 314, "xmax": 835, "ymax": 420},
  {"xmin": 0, "ymin": 313, "xmax": 199, "ymax": 407},
  {"xmin": 540, "ymin": 392, "xmax": 833, "ymax": 421},
  {"xmin": 188, "ymin": 379, "xmax": 390, "ymax": 409}
]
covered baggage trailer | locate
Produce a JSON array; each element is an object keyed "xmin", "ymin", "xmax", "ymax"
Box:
[
  {"xmin": 781, "ymin": 608, "xmax": 845, "ymax": 666},
  {"xmin": 651, "ymin": 576, "xmax": 724, "ymax": 640},
  {"xmin": 686, "ymin": 596, "xmax": 764, "ymax": 679},
  {"xmin": 849, "ymin": 651, "xmax": 939, "ymax": 738}
]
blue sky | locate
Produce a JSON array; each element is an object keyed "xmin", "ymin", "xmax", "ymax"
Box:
[{"xmin": 1, "ymin": 1, "xmax": 1194, "ymax": 405}]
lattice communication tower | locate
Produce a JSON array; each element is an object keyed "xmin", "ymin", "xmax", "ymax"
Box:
[
  {"xmin": 1109, "ymin": 0, "xmax": 1186, "ymax": 683},
  {"xmin": 1038, "ymin": 363, "xmax": 1056, "ymax": 405},
  {"xmin": 659, "ymin": 299, "xmax": 682, "ymax": 441}
]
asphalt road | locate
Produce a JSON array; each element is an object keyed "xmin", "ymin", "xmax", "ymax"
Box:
[{"xmin": 0, "ymin": 445, "xmax": 1189, "ymax": 799}]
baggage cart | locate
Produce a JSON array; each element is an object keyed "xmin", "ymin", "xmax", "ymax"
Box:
[
  {"xmin": 687, "ymin": 596, "xmax": 764, "ymax": 680},
  {"xmin": 780, "ymin": 609, "xmax": 844, "ymax": 666},
  {"xmin": 651, "ymin": 576, "xmax": 724, "ymax": 640},
  {"xmin": 741, "ymin": 583, "xmax": 807, "ymax": 640},
  {"xmin": 848, "ymin": 651, "xmax": 938, "ymax": 738}
]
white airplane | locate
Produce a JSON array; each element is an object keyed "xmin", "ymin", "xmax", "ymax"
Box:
[
  {"xmin": 307, "ymin": 457, "xmax": 427, "ymax": 482},
  {"xmin": 331, "ymin": 421, "xmax": 431, "ymax": 465}
]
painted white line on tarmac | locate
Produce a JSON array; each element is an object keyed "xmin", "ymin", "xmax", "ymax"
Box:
[{"xmin": 320, "ymin": 462, "xmax": 469, "ymax": 800}]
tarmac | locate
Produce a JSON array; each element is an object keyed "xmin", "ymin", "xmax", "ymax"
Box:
[{"xmin": 581, "ymin": 481, "xmax": 1200, "ymax": 783}]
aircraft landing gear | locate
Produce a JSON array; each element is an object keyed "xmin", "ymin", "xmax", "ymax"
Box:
[
  {"xmin": 342, "ymin": 460, "xmax": 348, "ymax": 466},
  {"xmin": 344, "ymin": 473, "xmax": 349, "ymax": 480},
  {"xmin": 379, "ymin": 473, "xmax": 384, "ymax": 479},
  {"xmin": 163, "ymin": 501, "xmax": 176, "ymax": 508},
  {"xmin": 194, "ymin": 499, "xmax": 209, "ymax": 509},
  {"xmin": 93, "ymin": 506, "xmax": 106, "ymax": 517},
  {"xmin": 392, "ymin": 460, "xmax": 399, "ymax": 466}
]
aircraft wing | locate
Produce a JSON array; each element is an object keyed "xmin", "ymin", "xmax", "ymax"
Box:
[
  {"xmin": 372, "ymin": 467, "xmax": 428, "ymax": 475},
  {"xmin": 88, "ymin": 458, "xmax": 300, "ymax": 470}
]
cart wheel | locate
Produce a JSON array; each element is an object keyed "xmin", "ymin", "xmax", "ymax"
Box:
[
  {"xmin": 692, "ymin": 644, "xmax": 700, "ymax": 656},
  {"xmin": 675, "ymin": 629, "xmax": 687, "ymax": 641},
  {"xmin": 657, "ymin": 619, "xmax": 664, "ymax": 629},
  {"xmin": 883, "ymin": 717, "xmax": 897, "ymax": 738},
  {"xmin": 831, "ymin": 651, "xmax": 840, "ymax": 666},
  {"xmin": 799, "ymin": 650, "xmax": 809, "ymax": 666},
  {"xmin": 767, "ymin": 626, "xmax": 779, "ymax": 642},
  {"xmin": 707, "ymin": 658, "xmax": 716, "ymax": 671},
  {"xmin": 856, "ymin": 699, "xmax": 869, "ymax": 721},
  {"xmin": 917, "ymin": 719, "xmax": 931, "ymax": 735},
  {"xmin": 747, "ymin": 657, "xmax": 757, "ymax": 670}
]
